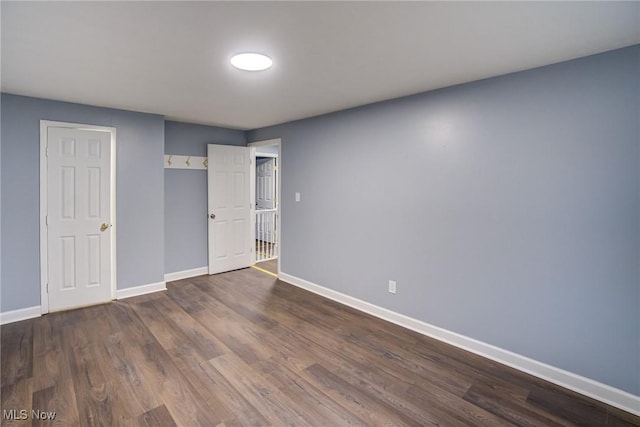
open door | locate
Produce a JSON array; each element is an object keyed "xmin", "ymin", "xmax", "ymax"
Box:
[{"xmin": 207, "ymin": 144, "xmax": 255, "ymax": 274}]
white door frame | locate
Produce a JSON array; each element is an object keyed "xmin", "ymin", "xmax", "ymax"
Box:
[
  {"xmin": 39, "ymin": 120, "xmax": 117, "ymax": 314},
  {"xmin": 248, "ymin": 138, "xmax": 281, "ymax": 277}
]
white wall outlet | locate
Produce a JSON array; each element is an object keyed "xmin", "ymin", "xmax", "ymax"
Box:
[
  {"xmin": 295, "ymin": 192, "xmax": 301, "ymax": 202},
  {"xmin": 388, "ymin": 280, "xmax": 397, "ymax": 294}
]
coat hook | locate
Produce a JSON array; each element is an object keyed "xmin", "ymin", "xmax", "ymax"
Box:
[
  {"xmin": 167, "ymin": 155, "xmax": 173, "ymax": 166},
  {"xmin": 186, "ymin": 156, "xmax": 191, "ymax": 167},
  {"xmin": 203, "ymin": 158, "xmax": 208, "ymax": 168}
]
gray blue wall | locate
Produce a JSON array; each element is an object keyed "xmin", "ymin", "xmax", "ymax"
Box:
[
  {"xmin": 0, "ymin": 94, "xmax": 165, "ymax": 311},
  {"xmin": 164, "ymin": 121, "xmax": 245, "ymax": 274},
  {"xmin": 248, "ymin": 45, "xmax": 640, "ymax": 395}
]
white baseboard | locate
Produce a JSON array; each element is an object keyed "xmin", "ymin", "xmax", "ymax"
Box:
[
  {"xmin": 164, "ymin": 266, "xmax": 208, "ymax": 283},
  {"xmin": 0, "ymin": 306, "xmax": 42, "ymax": 325},
  {"xmin": 116, "ymin": 281, "xmax": 166, "ymax": 300},
  {"xmin": 278, "ymin": 272, "xmax": 640, "ymax": 416},
  {"xmin": 2, "ymin": 281, "xmax": 168, "ymax": 322}
]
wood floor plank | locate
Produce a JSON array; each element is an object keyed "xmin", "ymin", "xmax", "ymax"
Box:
[
  {"xmin": 303, "ymin": 362, "xmax": 426, "ymax": 427},
  {"xmin": 1, "ymin": 321, "xmax": 34, "ymax": 387},
  {"xmin": 132, "ymin": 341, "xmax": 224, "ymax": 427},
  {"xmin": 63, "ymin": 339, "xmax": 118, "ymax": 426},
  {"xmin": 209, "ymin": 353, "xmax": 317, "ymax": 427},
  {"xmin": 99, "ymin": 301, "xmax": 159, "ymax": 347},
  {"xmin": 97, "ymin": 325, "xmax": 164, "ymax": 416},
  {"xmin": 253, "ymin": 357, "xmax": 369, "ymax": 426},
  {"xmin": 135, "ymin": 405, "xmax": 178, "ymax": 427},
  {"xmin": 296, "ymin": 356, "xmax": 457, "ymax": 427},
  {"xmin": 191, "ymin": 274, "xmax": 278, "ymax": 330},
  {"xmin": 81, "ymin": 302, "xmax": 175, "ymax": 419},
  {"xmin": 361, "ymin": 327, "xmax": 530, "ymax": 401},
  {"xmin": 168, "ymin": 282, "xmax": 273, "ymax": 365},
  {"xmin": 607, "ymin": 406, "xmax": 640, "ymax": 426},
  {"xmin": 127, "ymin": 301, "xmax": 230, "ymax": 426},
  {"xmin": 0, "ymin": 378, "xmax": 33, "ymax": 427},
  {"xmin": 78, "ymin": 305, "xmax": 162, "ymax": 421},
  {"xmin": 243, "ymin": 324, "xmax": 315, "ymax": 373},
  {"xmin": 152, "ymin": 295, "xmax": 226, "ymax": 359},
  {"xmin": 31, "ymin": 379, "xmax": 79, "ymax": 426},
  {"xmin": 463, "ymin": 384, "xmax": 572, "ymax": 427},
  {"xmin": 194, "ymin": 358, "xmax": 271, "ymax": 426},
  {"xmin": 526, "ymin": 383, "xmax": 608, "ymax": 424},
  {"xmin": 404, "ymin": 383, "xmax": 514, "ymax": 427},
  {"xmin": 31, "ymin": 314, "xmax": 72, "ymax": 394},
  {"xmin": 62, "ymin": 309, "xmax": 146, "ymax": 427}
]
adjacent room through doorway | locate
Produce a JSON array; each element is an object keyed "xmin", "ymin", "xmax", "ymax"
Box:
[{"xmin": 249, "ymin": 140, "xmax": 281, "ymax": 277}]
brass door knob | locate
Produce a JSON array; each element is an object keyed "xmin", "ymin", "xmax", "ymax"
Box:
[{"xmin": 100, "ymin": 223, "xmax": 110, "ymax": 232}]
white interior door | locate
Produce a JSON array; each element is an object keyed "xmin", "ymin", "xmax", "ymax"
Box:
[
  {"xmin": 46, "ymin": 126, "xmax": 113, "ymax": 311},
  {"xmin": 207, "ymin": 145, "xmax": 254, "ymax": 274},
  {"xmin": 256, "ymin": 157, "xmax": 276, "ymax": 210}
]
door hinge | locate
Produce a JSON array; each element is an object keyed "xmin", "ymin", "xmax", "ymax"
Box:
[
  {"xmin": 45, "ymin": 145, "xmax": 49, "ymax": 157},
  {"xmin": 45, "ymin": 215, "xmax": 48, "ymax": 226},
  {"xmin": 46, "ymin": 283, "xmax": 49, "ymax": 293}
]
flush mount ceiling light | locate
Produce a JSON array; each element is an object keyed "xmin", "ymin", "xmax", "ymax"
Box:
[{"xmin": 230, "ymin": 53, "xmax": 272, "ymax": 71}]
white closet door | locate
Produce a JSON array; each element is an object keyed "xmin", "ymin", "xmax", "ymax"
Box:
[{"xmin": 47, "ymin": 126, "xmax": 112, "ymax": 311}]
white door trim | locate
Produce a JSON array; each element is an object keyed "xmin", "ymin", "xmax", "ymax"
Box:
[
  {"xmin": 248, "ymin": 138, "xmax": 282, "ymax": 277},
  {"xmin": 39, "ymin": 120, "xmax": 117, "ymax": 314}
]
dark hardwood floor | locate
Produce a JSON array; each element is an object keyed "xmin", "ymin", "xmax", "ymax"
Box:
[
  {"xmin": 255, "ymin": 259, "xmax": 277, "ymax": 275},
  {"xmin": 1, "ymin": 267, "xmax": 639, "ymax": 426}
]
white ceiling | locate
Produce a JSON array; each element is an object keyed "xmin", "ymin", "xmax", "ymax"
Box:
[{"xmin": 2, "ymin": 1, "xmax": 639, "ymax": 130}]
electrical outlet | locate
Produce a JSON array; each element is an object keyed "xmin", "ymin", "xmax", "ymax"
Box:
[
  {"xmin": 388, "ymin": 280, "xmax": 396, "ymax": 294},
  {"xmin": 295, "ymin": 192, "xmax": 301, "ymax": 202}
]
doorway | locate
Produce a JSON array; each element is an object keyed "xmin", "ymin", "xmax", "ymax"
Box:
[
  {"xmin": 248, "ymin": 139, "xmax": 281, "ymax": 277},
  {"xmin": 255, "ymin": 155, "xmax": 277, "ymax": 261}
]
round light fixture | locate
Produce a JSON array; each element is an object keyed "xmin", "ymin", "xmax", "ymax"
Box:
[{"xmin": 230, "ymin": 53, "xmax": 272, "ymax": 71}]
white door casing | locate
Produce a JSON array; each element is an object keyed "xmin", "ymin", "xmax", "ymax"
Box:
[
  {"xmin": 207, "ymin": 144, "xmax": 255, "ymax": 274},
  {"xmin": 40, "ymin": 122, "xmax": 116, "ymax": 313}
]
